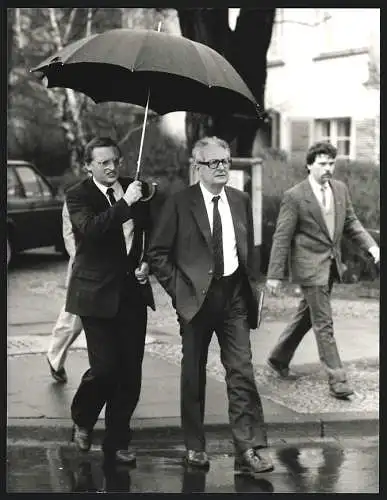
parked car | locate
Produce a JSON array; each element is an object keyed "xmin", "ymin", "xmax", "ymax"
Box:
[{"xmin": 7, "ymin": 160, "xmax": 67, "ymax": 265}]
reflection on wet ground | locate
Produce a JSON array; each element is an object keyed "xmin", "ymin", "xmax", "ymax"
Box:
[{"xmin": 6, "ymin": 439, "xmax": 378, "ymax": 493}]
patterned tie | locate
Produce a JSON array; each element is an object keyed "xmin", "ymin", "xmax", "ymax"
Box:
[
  {"xmin": 106, "ymin": 187, "xmax": 117, "ymax": 206},
  {"xmin": 212, "ymin": 196, "xmax": 224, "ymax": 279}
]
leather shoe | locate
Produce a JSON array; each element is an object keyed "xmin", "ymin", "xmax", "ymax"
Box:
[
  {"xmin": 47, "ymin": 357, "xmax": 67, "ymax": 383},
  {"xmin": 234, "ymin": 448, "xmax": 274, "ymax": 476},
  {"xmin": 329, "ymin": 381, "xmax": 354, "ymax": 399},
  {"xmin": 115, "ymin": 449, "xmax": 137, "ymax": 466},
  {"xmin": 184, "ymin": 450, "xmax": 210, "ymax": 468},
  {"xmin": 267, "ymin": 358, "xmax": 298, "ymax": 380},
  {"xmin": 73, "ymin": 425, "xmax": 92, "ymax": 452},
  {"xmin": 104, "ymin": 448, "xmax": 137, "ymax": 466}
]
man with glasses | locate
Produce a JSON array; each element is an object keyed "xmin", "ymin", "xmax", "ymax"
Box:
[
  {"xmin": 148, "ymin": 136, "xmax": 273, "ymax": 478},
  {"xmin": 65, "ymin": 136, "xmax": 155, "ymax": 464}
]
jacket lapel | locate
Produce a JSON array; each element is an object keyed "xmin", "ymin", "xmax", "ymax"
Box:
[
  {"xmin": 189, "ymin": 183, "xmax": 212, "ymax": 249},
  {"xmin": 225, "ymin": 186, "xmax": 247, "ymax": 266},
  {"xmin": 330, "ymin": 180, "xmax": 344, "ymax": 244},
  {"xmin": 301, "ymin": 179, "xmax": 332, "ymax": 240},
  {"xmin": 84, "ymin": 177, "xmax": 110, "ymax": 210}
]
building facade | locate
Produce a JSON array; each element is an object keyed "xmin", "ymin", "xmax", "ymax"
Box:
[{"xmin": 261, "ymin": 8, "xmax": 380, "ymax": 164}]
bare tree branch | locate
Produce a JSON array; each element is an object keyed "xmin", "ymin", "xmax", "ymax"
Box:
[
  {"xmin": 118, "ymin": 115, "xmax": 159, "ymax": 147},
  {"xmin": 63, "ymin": 8, "xmax": 78, "ymax": 45},
  {"xmin": 48, "ymin": 7, "xmax": 64, "ymax": 50},
  {"xmin": 14, "ymin": 8, "xmax": 24, "ymax": 49},
  {"xmin": 85, "ymin": 7, "xmax": 93, "ymax": 37}
]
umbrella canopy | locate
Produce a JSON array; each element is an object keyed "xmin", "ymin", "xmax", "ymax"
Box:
[{"xmin": 31, "ymin": 28, "xmax": 259, "ymax": 117}]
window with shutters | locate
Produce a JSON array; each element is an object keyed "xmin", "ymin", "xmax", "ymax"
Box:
[{"xmin": 314, "ymin": 118, "xmax": 352, "ymax": 158}]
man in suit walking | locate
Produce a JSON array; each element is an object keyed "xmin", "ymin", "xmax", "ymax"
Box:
[
  {"xmin": 148, "ymin": 136, "xmax": 273, "ymax": 478},
  {"xmin": 266, "ymin": 141, "xmax": 379, "ymax": 399},
  {"xmin": 65, "ymin": 136, "xmax": 155, "ymax": 464}
]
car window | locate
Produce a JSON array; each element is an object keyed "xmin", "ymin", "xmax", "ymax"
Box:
[
  {"xmin": 7, "ymin": 168, "xmax": 24, "ymax": 197},
  {"xmin": 37, "ymin": 176, "xmax": 52, "ymax": 197},
  {"xmin": 15, "ymin": 166, "xmax": 45, "ymax": 198}
]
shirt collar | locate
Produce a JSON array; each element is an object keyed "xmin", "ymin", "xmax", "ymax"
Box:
[
  {"xmin": 308, "ymin": 174, "xmax": 330, "ymax": 193},
  {"xmin": 199, "ymin": 182, "xmax": 226, "ymax": 205},
  {"xmin": 92, "ymin": 177, "xmax": 120, "ymax": 196}
]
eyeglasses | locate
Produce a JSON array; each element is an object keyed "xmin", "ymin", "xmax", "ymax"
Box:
[
  {"xmin": 197, "ymin": 158, "xmax": 231, "ymax": 170},
  {"xmin": 93, "ymin": 158, "xmax": 121, "ymax": 168}
]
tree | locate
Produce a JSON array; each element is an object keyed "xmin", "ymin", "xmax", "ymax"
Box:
[{"xmin": 177, "ymin": 8, "xmax": 275, "ymax": 157}]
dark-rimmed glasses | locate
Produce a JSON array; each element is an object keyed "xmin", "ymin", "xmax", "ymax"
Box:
[{"xmin": 196, "ymin": 158, "xmax": 231, "ymax": 169}]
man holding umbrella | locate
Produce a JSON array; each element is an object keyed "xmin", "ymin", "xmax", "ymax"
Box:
[
  {"xmin": 148, "ymin": 136, "xmax": 274, "ymax": 478},
  {"xmin": 65, "ymin": 136, "xmax": 155, "ymax": 464}
]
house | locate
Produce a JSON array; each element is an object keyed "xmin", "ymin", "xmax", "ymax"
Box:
[{"xmin": 260, "ymin": 8, "xmax": 380, "ymax": 164}]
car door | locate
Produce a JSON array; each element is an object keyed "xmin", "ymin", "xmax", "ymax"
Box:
[
  {"xmin": 13, "ymin": 164, "xmax": 61, "ymax": 250},
  {"xmin": 7, "ymin": 165, "xmax": 36, "ymax": 252}
]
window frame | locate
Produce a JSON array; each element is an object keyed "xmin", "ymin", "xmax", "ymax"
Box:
[{"xmin": 313, "ymin": 117, "xmax": 354, "ymax": 160}]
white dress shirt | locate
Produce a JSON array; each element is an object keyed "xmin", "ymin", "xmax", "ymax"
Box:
[
  {"xmin": 199, "ymin": 183, "xmax": 239, "ymax": 276},
  {"xmin": 307, "ymin": 175, "xmax": 379, "ymax": 258},
  {"xmin": 93, "ymin": 178, "xmax": 134, "ymax": 254},
  {"xmin": 308, "ymin": 175, "xmax": 332, "ymax": 212}
]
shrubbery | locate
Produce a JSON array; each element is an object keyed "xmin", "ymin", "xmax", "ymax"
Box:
[{"xmin": 260, "ymin": 155, "xmax": 380, "ymax": 281}]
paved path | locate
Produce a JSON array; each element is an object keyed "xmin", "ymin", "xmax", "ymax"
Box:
[{"xmin": 7, "ymin": 273, "xmax": 379, "ymax": 440}]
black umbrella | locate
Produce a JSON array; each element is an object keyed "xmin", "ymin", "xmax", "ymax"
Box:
[{"xmin": 31, "ymin": 26, "xmax": 259, "ymax": 178}]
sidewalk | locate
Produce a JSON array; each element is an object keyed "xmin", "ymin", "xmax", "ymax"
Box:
[{"xmin": 7, "ymin": 279, "xmax": 379, "ymax": 443}]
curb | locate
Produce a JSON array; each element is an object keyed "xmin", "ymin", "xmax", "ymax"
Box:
[{"xmin": 7, "ymin": 412, "xmax": 379, "ymax": 444}]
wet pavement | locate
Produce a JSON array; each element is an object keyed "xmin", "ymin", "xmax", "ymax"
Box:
[{"xmin": 7, "ymin": 437, "xmax": 378, "ymax": 493}]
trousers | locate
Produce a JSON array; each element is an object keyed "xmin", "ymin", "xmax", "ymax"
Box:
[
  {"xmin": 71, "ymin": 274, "xmax": 147, "ymax": 451},
  {"xmin": 269, "ymin": 262, "xmax": 347, "ymax": 384},
  {"xmin": 179, "ymin": 269, "xmax": 267, "ymax": 454}
]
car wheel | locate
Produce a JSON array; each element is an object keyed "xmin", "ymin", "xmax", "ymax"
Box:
[{"xmin": 7, "ymin": 237, "xmax": 12, "ymax": 266}]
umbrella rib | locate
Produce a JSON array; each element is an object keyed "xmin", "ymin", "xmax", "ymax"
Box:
[
  {"xmin": 190, "ymin": 41, "xmax": 213, "ymax": 88},
  {"xmin": 131, "ymin": 29, "xmax": 153, "ymax": 71},
  {"xmin": 53, "ymin": 33, "xmax": 100, "ymax": 67}
]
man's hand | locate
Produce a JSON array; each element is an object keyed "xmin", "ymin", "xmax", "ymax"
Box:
[
  {"xmin": 266, "ymin": 279, "xmax": 282, "ymax": 296},
  {"xmin": 368, "ymin": 245, "xmax": 380, "ymax": 264},
  {"xmin": 135, "ymin": 261, "xmax": 149, "ymax": 284},
  {"xmin": 123, "ymin": 180, "xmax": 143, "ymax": 206}
]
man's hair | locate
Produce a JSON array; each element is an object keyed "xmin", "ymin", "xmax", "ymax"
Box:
[
  {"xmin": 306, "ymin": 141, "xmax": 337, "ymax": 166},
  {"xmin": 84, "ymin": 137, "xmax": 122, "ymax": 164},
  {"xmin": 191, "ymin": 136, "xmax": 230, "ymax": 163}
]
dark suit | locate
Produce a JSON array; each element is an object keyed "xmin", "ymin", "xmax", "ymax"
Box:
[
  {"xmin": 267, "ymin": 178, "xmax": 377, "ymax": 383},
  {"xmin": 65, "ymin": 176, "xmax": 155, "ymax": 451},
  {"xmin": 148, "ymin": 182, "xmax": 267, "ymax": 454}
]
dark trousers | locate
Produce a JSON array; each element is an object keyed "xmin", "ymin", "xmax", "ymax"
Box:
[
  {"xmin": 269, "ymin": 262, "xmax": 347, "ymax": 385},
  {"xmin": 71, "ymin": 274, "xmax": 147, "ymax": 451},
  {"xmin": 179, "ymin": 270, "xmax": 267, "ymax": 455}
]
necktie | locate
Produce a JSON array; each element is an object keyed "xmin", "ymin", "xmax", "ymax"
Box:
[
  {"xmin": 212, "ymin": 196, "xmax": 224, "ymax": 279},
  {"xmin": 321, "ymin": 186, "xmax": 327, "ymax": 210},
  {"xmin": 106, "ymin": 187, "xmax": 117, "ymax": 206}
]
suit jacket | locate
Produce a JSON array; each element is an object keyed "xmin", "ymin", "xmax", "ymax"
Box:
[
  {"xmin": 65, "ymin": 177, "xmax": 155, "ymax": 318},
  {"xmin": 267, "ymin": 178, "xmax": 377, "ymax": 286},
  {"xmin": 147, "ymin": 182, "xmax": 259, "ymax": 329}
]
